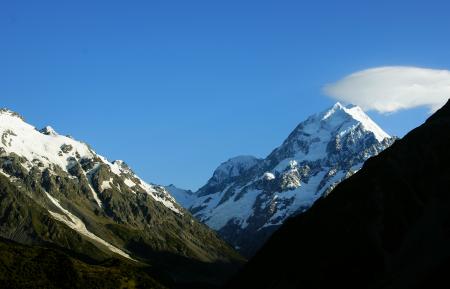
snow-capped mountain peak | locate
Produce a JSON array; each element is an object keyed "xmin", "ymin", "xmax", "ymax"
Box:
[
  {"xmin": 342, "ymin": 104, "xmax": 389, "ymax": 141},
  {"xmin": 0, "ymin": 108, "xmax": 181, "ymax": 214},
  {"xmin": 266, "ymin": 103, "xmax": 391, "ymax": 170},
  {"xmin": 321, "ymin": 101, "xmax": 345, "ymax": 120},
  {"xmin": 0, "ymin": 108, "xmax": 25, "ymax": 121},
  {"xmin": 211, "ymin": 155, "xmax": 262, "ymax": 183},
  {"xmin": 0, "ymin": 108, "xmax": 243, "ymax": 272},
  {"xmin": 0, "ymin": 109, "xmax": 95, "ymax": 172},
  {"xmin": 182, "ymin": 103, "xmax": 396, "ymax": 256},
  {"xmin": 40, "ymin": 125, "xmax": 58, "ymax": 136},
  {"xmin": 319, "ymin": 102, "xmax": 389, "ymax": 141}
]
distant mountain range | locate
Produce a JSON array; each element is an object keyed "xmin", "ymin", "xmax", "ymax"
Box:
[
  {"xmin": 169, "ymin": 102, "xmax": 395, "ymax": 256},
  {"xmin": 227, "ymin": 100, "xmax": 450, "ymax": 289},
  {"xmin": 0, "ymin": 108, "xmax": 243, "ymax": 288}
]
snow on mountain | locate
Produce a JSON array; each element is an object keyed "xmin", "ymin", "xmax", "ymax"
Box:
[
  {"xmin": 0, "ymin": 108, "xmax": 243, "ymax": 276},
  {"xmin": 44, "ymin": 191, "xmax": 132, "ymax": 259},
  {"xmin": 165, "ymin": 184, "xmax": 196, "ymax": 208},
  {"xmin": 342, "ymin": 104, "xmax": 389, "ymax": 141},
  {"xmin": 0, "ymin": 108, "xmax": 181, "ymax": 215},
  {"xmin": 205, "ymin": 156, "xmax": 262, "ymax": 189},
  {"xmin": 183, "ymin": 102, "xmax": 396, "ymax": 256}
]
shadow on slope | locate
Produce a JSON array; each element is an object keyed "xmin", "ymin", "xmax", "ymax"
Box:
[{"xmin": 227, "ymin": 100, "xmax": 450, "ymax": 289}]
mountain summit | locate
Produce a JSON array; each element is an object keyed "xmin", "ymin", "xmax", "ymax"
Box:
[
  {"xmin": 228, "ymin": 99, "xmax": 450, "ymax": 289},
  {"xmin": 0, "ymin": 108, "xmax": 181, "ymax": 215},
  {"xmin": 174, "ymin": 103, "xmax": 395, "ymax": 256},
  {"xmin": 0, "ymin": 108, "xmax": 243, "ymax": 286}
]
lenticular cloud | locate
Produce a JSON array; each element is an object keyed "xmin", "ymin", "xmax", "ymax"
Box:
[{"xmin": 323, "ymin": 66, "xmax": 450, "ymax": 113}]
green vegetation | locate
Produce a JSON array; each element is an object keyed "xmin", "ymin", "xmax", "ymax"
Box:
[
  {"xmin": 0, "ymin": 238, "xmax": 168, "ymax": 289},
  {"xmin": 0, "ymin": 150, "xmax": 244, "ymax": 288}
]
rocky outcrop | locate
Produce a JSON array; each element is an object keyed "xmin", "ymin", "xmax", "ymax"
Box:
[
  {"xmin": 175, "ymin": 103, "xmax": 395, "ymax": 256},
  {"xmin": 0, "ymin": 108, "xmax": 243, "ymax": 286},
  {"xmin": 228, "ymin": 100, "xmax": 450, "ymax": 289}
]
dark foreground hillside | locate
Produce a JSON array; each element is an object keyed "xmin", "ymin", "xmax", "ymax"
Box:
[
  {"xmin": 0, "ymin": 236, "xmax": 240, "ymax": 289},
  {"xmin": 228, "ymin": 99, "xmax": 450, "ymax": 289},
  {"xmin": 0, "ymin": 237, "xmax": 169, "ymax": 289}
]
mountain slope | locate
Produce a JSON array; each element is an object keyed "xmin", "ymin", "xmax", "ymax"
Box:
[
  {"xmin": 227, "ymin": 100, "xmax": 450, "ymax": 289},
  {"xmin": 0, "ymin": 108, "xmax": 243, "ymax": 287},
  {"xmin": 0, "ymin": 237, "xmax": 168, "ymax": 289},
  {"xmin": 181, "ymin": 103, "xmax": 394, "ymax": 256},
  {"xmin": 165, "ymin": 185, "xmax": 196, "ymax": 209}
]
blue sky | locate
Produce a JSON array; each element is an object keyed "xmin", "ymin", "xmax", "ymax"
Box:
[{"xmin": 1, "ymin": 0, "xmax": 449, "ymax": 190}]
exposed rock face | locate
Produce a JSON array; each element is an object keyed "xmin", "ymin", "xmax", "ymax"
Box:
[
  {"xmin": 175, "ymin": 103, "xmax": 395, "ymax": 256},
  {"xmin": 228, "ymin": 100, "xmax": 450, "ymax": 289},
  {"xmin": 0, "ymin": 109, "xmax": 243, "ymax": 286}
]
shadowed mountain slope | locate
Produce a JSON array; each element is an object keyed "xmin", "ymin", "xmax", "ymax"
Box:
[
  {"xmin": 228, "ymin": 99, "xmax": 450, "ymax": 289},
  {"xmin": 175, "ymin": 103, "xmax": 394, "ymax": 257}
]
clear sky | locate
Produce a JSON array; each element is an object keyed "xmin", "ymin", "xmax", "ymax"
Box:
[{"xmin": 1, "ymin": 0, "xmax": 450, "ymax": 190}]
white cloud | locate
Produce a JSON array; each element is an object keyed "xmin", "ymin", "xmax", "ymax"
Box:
[{"xmin": 323, "ymin": 66, "xmax": 450, "ymax": 113}]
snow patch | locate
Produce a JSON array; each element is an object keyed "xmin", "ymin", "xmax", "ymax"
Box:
[
  {"xmin": 100, "ymin": 178, "xmax": 113, "ymax": 191},
  {"xmin": 82, "ymin": 171, "xmax": 102, "ymax": 207},
  {"xmin": 44, "ymin": 192, "xmax": 133, "ymax": 260},
  {"xmin": 165, "ymin": 185, "xmax": 196, "ymax": 209},
  {"xmin": 139, "ymin": 182, "xmax": 183, "ymax": 215},
  {"xmin": 124, "ymin": 178, "xmax": 136, "ymax": 188},
  {"xmin": 344, "ymin": 105, "xmax": 390, "ymax": 141},
  {"xmin": 0, "ymin": 110, "xmax": 185, "ymax": 214},
  {"xmin": 263, "ymin": 172, "xmax": 275, "ymax": 180},
  {"xmin": 213, "ymin": 156, "xmax": 261, "ymax": 182},
  {"xmin": 204, "ymin": 189, "xmax": 262, "ymax": 230},
  {"xmin": 0, "ymin": 112, "xmax": 94, "ymax": 172}
]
